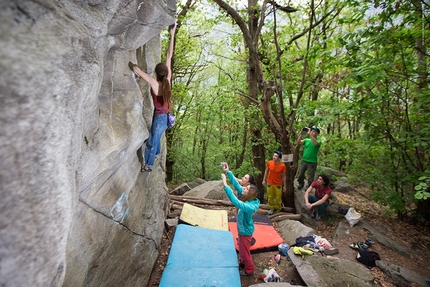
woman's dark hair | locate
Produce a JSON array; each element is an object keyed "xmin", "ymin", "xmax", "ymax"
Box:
[
  {"xmin": 319, "ymin": 174, "xmax": 330, "ymax": 186},
  {"xmin": 247, "ymin": 174, "xmax": 256, "ymax": 185},
  {"xmin": 155, "ymin": 62, "xmax": 172, "ymax": 110}
]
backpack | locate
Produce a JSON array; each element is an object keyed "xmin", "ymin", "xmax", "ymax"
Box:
[
  {"xmin": 291, "ymin": 236, "xmax": 315, "ymax": 248},
  {"xmin": 356, "ymin": 250, "xmax": 380, "ymax": 268}
]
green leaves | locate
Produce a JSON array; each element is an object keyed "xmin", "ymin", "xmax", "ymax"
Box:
[
  {"xmin": 169, "ymin": 0, "xmax": 430, "ymax": 222},
  {"xmin": 414, "ymin": 176, "xmax": 430, "ymax": 201}
]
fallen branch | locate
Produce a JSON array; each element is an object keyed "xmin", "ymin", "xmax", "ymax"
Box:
[
  {"xmin": 169, "ymin": 195, "xmax": 233, "ymax": 206},
  {"xmin": 259, "ymin": 203, "xmax": 294, "ymax": 213},
  {"xmin": 269, "ymin": 213, "xmax": 301, "ymax": 222},
  {"xmin": 169, "ymin": 194, "xmax": 294, "ymax": 213},
  {"xmin": 169, "ymin": 201, "xmax": 235, "ymax": 211},
  {"xmin": 169, "ymin": 198, "xmax": 300, "ymax": 223}
]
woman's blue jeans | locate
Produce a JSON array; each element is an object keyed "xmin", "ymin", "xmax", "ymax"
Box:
[{"xmin": 144, "ymin": 113, "xmax": 168, "ymax": 168}]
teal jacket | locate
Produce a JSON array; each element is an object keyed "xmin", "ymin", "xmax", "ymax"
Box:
[
  {"xmin": 224, "ymin": 171, "xmax": 260, "ymax": 236},
  {"xmin": 227, "ymin": 171, "xmax": 243, "ymax": 197}
]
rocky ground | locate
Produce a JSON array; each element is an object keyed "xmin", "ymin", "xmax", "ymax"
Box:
[{"xmin": 147, "ymin": 188, "xmax": 430, "ymax": 287}]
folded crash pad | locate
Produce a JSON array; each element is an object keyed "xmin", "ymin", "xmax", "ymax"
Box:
[
  {"xmin": 228, "ymin": 213, "xmax": 284, "ymax": 253},
  {"xmin": 179, "ymin": 202, "xmax": 228, "ymax": 231},
  {"xmin": 159, "ymin": 224, "xmax": 240, "ymax": 287}
]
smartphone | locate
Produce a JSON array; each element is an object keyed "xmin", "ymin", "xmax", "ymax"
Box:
[{"xmin": 301, "ymin": 127, "xmax": 308, "ymax": 135}]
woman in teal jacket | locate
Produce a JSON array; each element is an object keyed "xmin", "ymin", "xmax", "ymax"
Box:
[
  {"xmin": 220, "ymin": 162, "xmax": 255, "ymax": 198},
  {"xmin": 221, "ymin": 169, "xmax": 260, "ymax": 276}
]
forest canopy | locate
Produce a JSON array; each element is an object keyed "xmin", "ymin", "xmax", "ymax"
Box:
[{"xmin": 163, "ymin": 0, "xmax": 429, "ymax": 222}]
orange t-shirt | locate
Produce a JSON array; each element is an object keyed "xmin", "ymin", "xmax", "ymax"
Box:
[{"xmin": 266, "ymin": 160, "xmax": 286, "ymax": 186}]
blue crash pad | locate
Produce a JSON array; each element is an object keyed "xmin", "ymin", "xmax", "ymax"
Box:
[{"xmin": 159, "ymin": 224, "xmax": 241, "ymax": 287}]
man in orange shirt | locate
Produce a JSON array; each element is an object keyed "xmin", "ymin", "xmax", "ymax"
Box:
[{"xmin": 262, "ymin": 150, "xmax": 287, "ymax": 214}]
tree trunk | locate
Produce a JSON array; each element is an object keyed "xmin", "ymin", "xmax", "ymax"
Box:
[
  {"xmin": 166, "ymin": 129, "xmax": 174, "ymax": 182},
  {"xmin": 416, "ymin": 198, "xmax": 430, "ymax": 223},
  {"xmin": 252, "ymin": 127, "xmax": 266, "ymax": 202}
]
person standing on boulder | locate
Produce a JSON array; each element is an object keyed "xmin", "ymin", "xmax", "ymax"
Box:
[
  {"xmin": 304, "ymin": 174, "xmax": 332, "ymax": 221},
  {"xmin": 221, "ymin": 172, "xmax": 260, "ymax": 276},
  {"xmin": 296, "ymin": 125, "xmax": 322, "ymax": 189},
  {"xmin": 262, "ymin": 150, "xmax": 287, "ymax": 215},
  {"xmin": 129, "ymin": 23, "xmax": 176, "ymax": 172}
]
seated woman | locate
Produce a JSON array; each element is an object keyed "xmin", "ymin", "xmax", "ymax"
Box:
[{"xmin": 304, "ymin": 174, "xmax": 332, "ymax": 221}]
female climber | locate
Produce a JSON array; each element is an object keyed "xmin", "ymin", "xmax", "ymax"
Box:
[{"xmin": 129, "ymin": 23, "xmax": 176, "ymax": 172}]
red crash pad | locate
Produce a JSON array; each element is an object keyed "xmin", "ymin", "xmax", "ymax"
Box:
[{"xmin": 228, "ymin": 214, "xmax": 284, "ymax": 253}]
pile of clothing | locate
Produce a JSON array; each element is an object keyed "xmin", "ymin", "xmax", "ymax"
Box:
[{"xmin": 291, "ymin": 235, "xmax": 338, "ymax": 256}]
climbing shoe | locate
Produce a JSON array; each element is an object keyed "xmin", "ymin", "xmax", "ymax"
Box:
[
  {"xmin": 349, "ymin": 242, "xmax": 369, "ymax": 250},
  {"xmin": 239, "ymin": 270, "xmax": 253, "ymax": 276},
  {"xmin": 365, "ymin": 238, "xmax": 373, "ymax": 247},
  {"xmin": 324, "ymin": 247, "xmax": 339, "ymax": 255}
]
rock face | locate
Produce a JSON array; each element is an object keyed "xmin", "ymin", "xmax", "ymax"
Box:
[
  {"xmin": 0, "ymin": 1, "xmax": 176, "ymax": 286},
  {"xmin": 288, "ymin": 248, "xmax": 376, "ymax": 287}
]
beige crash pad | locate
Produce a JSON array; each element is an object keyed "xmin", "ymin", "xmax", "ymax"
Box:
[{"xmin": 179, "ymin": 203, "xmax": 228, "ymax": 231}]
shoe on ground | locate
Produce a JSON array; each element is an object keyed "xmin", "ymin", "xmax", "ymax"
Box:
[
  {"xmin": 268, "ymin": 210, "xmax": 274, "ymax": 215},
  {"xmin": 338, "ymin": 206, "xmax": 349, "ymax": 215},
  {"xmin": 315, "ymin": 213, "xmax": 321, "ymax": 221},
  {"xmin": 324, "ymin": 247, "xmax": 339, "ymax": 255},
  {"xmin": 349, "ymin": 242, "xmax": 368, "ymax": 250},
  {"xmin": 239, "ymin": 269, "xmax": 253, "ymax": 276},
  {"xmin": 358, "ymin": 242, "xmax": 369, "ymax": 249}
]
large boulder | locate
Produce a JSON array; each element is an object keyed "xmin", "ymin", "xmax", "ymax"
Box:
[
  {"xmin": 254, "ymin": 219, "xmax": 386, "ymax": 287},
  {"xmin": 169, "ymin": 178, "xmax": 207, "ymax": 195},
  {"xmin": 183, "ymin": 180, "xmax": 229, "ymax": 200},
  {"xmin": 376, "ymin": 260, "xmax": 430, "ymax": 287},
  {"xmin": 333, "ymin": 177, "xmax": 356, "ymax": 193},
  {"xmin": 277, "ymin": 220, "xmax": 315, "ymax": 246},
  {"xmin": 357, "ymin": 221, "xmax": 416, "ymax": 258},
  {"xmin": 288, "ymin": 248, "xmax": 376, "ymax": 287},
  {"xmin": 0, "ymin": 1, "xmax": 176, "ymax": 286},
  {"xmin": 318, "ymin": 166, "xmax": 347, "ymax": 178}
]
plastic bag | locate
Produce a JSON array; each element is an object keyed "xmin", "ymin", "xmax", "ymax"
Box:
[
  {"xmin": 263, "ymin": 268, "xmax": 284, "ymax": 282},
  {"xmin": 278, "ymin": 243, "xmax": 289, "ymax": 256},
  {"xmin": 314, "ymin": 235, "xmax": 332, "ymax": 250},
  {"xmin": 345, "ymin": 207, "xmax": 361, "ymax": 227}
]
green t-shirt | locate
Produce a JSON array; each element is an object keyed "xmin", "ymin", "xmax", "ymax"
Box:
[{"xmin": 302, "ymin": 138, "xmax": 322, "ymax": 163}]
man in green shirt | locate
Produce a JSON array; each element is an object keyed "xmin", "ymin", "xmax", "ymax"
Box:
[{"xmin": 296, "ymin": 126, "xmax": 322, "ymax": 189}]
